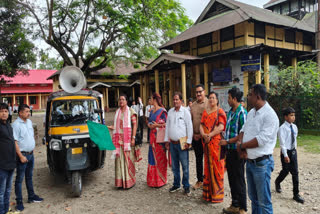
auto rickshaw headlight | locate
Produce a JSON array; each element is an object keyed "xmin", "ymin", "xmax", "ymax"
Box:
[
  {"xmin": 65, "ymin": 144, "xmax": 70, "ymax": 149},
  {"xmin": 84, "ymin": 143, "xmax": 88, "ymax": 148},
  {"xmin": 50, "ymin": 139, "xmax": 62, "ymax": 151}
]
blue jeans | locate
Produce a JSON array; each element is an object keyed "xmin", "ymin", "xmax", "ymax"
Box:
[
  {"xmin": 15, "ymin": 154, "xmax": 35, "ymax": 202},
  {"xmin": 170, "ymin": 143, "xmax": 190, "ymax": 189},
  {"xmin": 0, "ymin": 169, "xmax": 14, "ymax": 214},
  {"xmin": 246, "ymin": 156, "xmax": 274, "ymax": 214}
]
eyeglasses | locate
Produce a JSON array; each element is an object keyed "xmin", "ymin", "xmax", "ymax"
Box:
[{"xmin": 196, "ymin": 90, "xmax": 203, "ymax": 94}]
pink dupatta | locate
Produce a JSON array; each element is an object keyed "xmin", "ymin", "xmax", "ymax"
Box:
[{"xmin": 112, "ymin": 106, "xmax": 132, "ymax": 157}]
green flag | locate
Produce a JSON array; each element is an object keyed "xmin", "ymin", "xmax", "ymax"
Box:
[{"xmin": 87, "ymin": 120, "xmax": 115, "ymax": 150}]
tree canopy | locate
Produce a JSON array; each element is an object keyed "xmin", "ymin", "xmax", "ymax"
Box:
[
  {"xmin": 15, "ymin": 0, "xmax": 193, "ymax": 75},
  {"xmin": 0, "ymin": 0, "xmax": 36, "ymax": 81}
]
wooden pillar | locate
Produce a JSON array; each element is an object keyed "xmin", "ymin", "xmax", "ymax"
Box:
[
  {"xmin": 255, "ymin": 70, "xmax": 261, "ymax": 84},
  {"xmin": 292, "ymin": 57, "xmax": 297, "ymax": 69},
  {"xmin": 243, "ymin": 71, "xmax": 249, "ymax": 98},
  {"xmin": 13, "ymin": 94, "xmax": 16, "ymax": 105},
  {"xmin": 143, "ymin": 73, "xmax": 147, "ymax": 104},
  {"xmin": 155, "ymin": 69, "xmax": 159, "ymax": 93},
  {"xmin": 181, "ymin": 64, "xmax": 187, "ymax": 104},
  {"xmin": 169, "ymin": 71, "xmax": 174, "ymax": 108},
  {"xmin": 105, "ymin": 87, "xmax": 109, "ymax": 109},
  {"xmin": 139, "ymin": 75, "xmax": 143, "ymax": 102},
  {"xmin": 264, "ymin": 53, "xmax": 270, "ymax": 92},
  {"xmin": 26, "ymin": 93, "xmax": 29, "ymax": 105},
  {"xmin": 163, "ymin": 72, "xmax": 167, "ymax": 107},
  {"xmin": 117, "ymin": 87, "xmax": 120, "ymax": 100},
  {"xmin": 38, "ymin": 94, "xmax": 42, "ymax": 110},
  {"xmin": 132, "ymin": 87, "xmax": 135, "ymax": 101},
  {"xmin": 204, "ymin": 63, "xmax": 209, "ymax": 95},
  {"xmin": 146, "ymin": 74, "xmax": 150, "ymax": 100},
  {"xmin": 195, "ymin": 64, "xmax": 200, "ymax": 85}
]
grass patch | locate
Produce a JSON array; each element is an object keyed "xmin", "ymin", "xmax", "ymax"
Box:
[{"xmin": 276, "ymin": 134, "xmax": 320, "ymax": 154}]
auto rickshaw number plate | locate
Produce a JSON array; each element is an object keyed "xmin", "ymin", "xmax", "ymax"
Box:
[{"xmin": 72, "ymin": 147, "xmax": 83, "ymax": 154}]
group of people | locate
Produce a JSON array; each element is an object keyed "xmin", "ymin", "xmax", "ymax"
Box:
[
  {"xmin": 0, "ymin": 103, "xmax": 43, "ymax": 214},
  {"xmin": 0, "ymin": 83, "xmax": 305, "ymax": 214},
  {"xmin": 111, "ymin": 83, "xmax": 305, "ymax": 214}
]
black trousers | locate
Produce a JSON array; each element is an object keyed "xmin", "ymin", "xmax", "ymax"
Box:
[
  {"xmin": 138, "ymin": 116, "xmax": 144, "ymax": 142},
  {"xmin": 192, "ymin": 138, "xmax": 203, "ymax": 182},
  {"xmin": 275, "ymin": 149, "xmax": 299, "ymax": 195},
  {"xmin": 7, "ymin": 115, "xmax": 12, "ymax": 123},
  {"xmin": 226, "ymin": 150, "xmax": 247, "ymax": 211}
]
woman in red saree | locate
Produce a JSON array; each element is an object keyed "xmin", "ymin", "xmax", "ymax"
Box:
[
  {"xmin": 200, "ymin": 91, "xmax": 226, "ymax": 203},
  {"xmin": 147, "ymin": 93, "xmax": 168, "ymax": 187}
]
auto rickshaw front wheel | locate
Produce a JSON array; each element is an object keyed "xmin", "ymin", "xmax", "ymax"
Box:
[{"xmin": 72, "ymin": 171, "xmax": 82, "ymax": 197}]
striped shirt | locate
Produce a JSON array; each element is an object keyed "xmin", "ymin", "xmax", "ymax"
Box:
[{"xmin": 225, "ymin": 104, "xmax": 247, "ymax": 149}]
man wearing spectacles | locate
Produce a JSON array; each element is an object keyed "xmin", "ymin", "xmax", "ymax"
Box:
[{"xmin": 190, "ymin": 84, "xmax": 208, "ymax": 190}]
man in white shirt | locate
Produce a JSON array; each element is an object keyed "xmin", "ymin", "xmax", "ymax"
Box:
[
  {"xmin": 164, "ymin": 92, "xmax": 193, "ymax": 196},
  {"xmin": 136, "ymin": 97, "xmax": 144, "ymax": 144},
  {"xmin": 145, "ymin": 98, "xmax": 153, "ymax": 143},
  {"xmin": 236, "ymin": 84, "xmax": 279, "ymax": 214},
  {"xmin": 72, "ymin": 103, "xmax": 84, "ymax": 116},
  {"xmin": 7, "ymin": 103, "xmax": 12, "ymax": 123}
]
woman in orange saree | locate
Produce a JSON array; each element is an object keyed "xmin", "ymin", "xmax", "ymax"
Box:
[{"xmin": 200, "ymin": 91, "xmax": 226, "ymax": 203}]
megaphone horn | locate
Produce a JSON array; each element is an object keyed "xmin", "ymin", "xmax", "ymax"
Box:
[{"xmin": 59, "ymin": 66, "xmax": 87, "ymax": 94}]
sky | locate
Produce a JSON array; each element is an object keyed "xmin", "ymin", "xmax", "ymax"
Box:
[{"xmin": 180, "ymin": 0, "xmax": 271, "ymax": 21}]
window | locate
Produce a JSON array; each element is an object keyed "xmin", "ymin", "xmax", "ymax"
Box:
[
  {"xmin": 180, "ymin": 40, "xmax": 190, "ymax": 53},
  {"xmin": 303, "ymin": 32, "xmax": 313, "ymax": 46},
  {"xmin": 254, "ymin": 22, "xmax": 265, "ymax": 38},
  {"xmin": 30, "ymin": 96, "xmax": 36, "ymax": 105},
  {"xmin": 285, "ymin": 29, "xmax": 295, "ymax": 43},
  {"xmin": 282, "ymin": 2, "xmax": 289, "ymax": 14},
  {"xmin": 220, "ymin": 26, "xmax": 234, "ymax": 42},
  {"xmin": 291, "ymin": 0, "xmax": 299, "ymax": 12},
  {"xmin": 197, "ymin": 33, "xmax": 212, "ymax": 48}
]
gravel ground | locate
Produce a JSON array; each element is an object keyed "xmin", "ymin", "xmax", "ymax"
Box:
[{"xmin": 8, "ymin": 112, "xmax": 320, "ymax": 214}]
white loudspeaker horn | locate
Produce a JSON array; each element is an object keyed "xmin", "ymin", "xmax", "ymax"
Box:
[{"xmin": 59, "ymin": 66, "xmax": 87, "ymax": 93}]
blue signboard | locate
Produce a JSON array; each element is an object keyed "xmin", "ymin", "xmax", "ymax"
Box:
[
  {"xmin": 212, "ymin": 67, "xmax": 232, "ymax": 82},
  {"xmin": 241, "ymin": 54, "xmax": 261, "ymax": 72}
]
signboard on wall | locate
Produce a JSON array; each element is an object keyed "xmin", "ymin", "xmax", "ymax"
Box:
[
  {"xmin": 212, "ymin": 67, "xmax": 232, "ymax": 82},
  {"xmin": 241, "ymin": 54, "xmax": 261, "ymax": 72}
]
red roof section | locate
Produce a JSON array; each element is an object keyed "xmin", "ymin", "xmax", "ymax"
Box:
[
  {"xmin": 3, "ymin": 70, "xmax": 57, "ymax": 84},
  {"xmin": 2, "ymin": 89, "xmax": 53, "ymax": 94}
]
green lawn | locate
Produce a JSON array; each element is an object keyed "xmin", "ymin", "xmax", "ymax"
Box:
[{"xmin": 276, "ymin": 134, "xmax": 320, "ymax": 154}]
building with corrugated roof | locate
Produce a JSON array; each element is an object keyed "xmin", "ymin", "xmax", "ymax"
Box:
[
  {"xmin": 0, "ymin": 70, "xmax": 57, "ymax": 110},
  {"xmin": 132, "ymin": 0, "xmax": 316, "ymax": 110}
]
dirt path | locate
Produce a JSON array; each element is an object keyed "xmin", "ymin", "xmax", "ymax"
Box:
[{"xmin": 9, "ymin": 113, "xmax": 320, "ymax": 214}]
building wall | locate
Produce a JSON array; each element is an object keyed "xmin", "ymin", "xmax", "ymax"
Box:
[{"xmin": 173, "ymin": 21, "xmax": 314, "ymax": 56}]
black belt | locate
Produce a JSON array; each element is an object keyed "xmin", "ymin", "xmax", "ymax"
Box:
[
  {"xmin": 247, "ymin": 155, "xmax": 271, "ymax": 163},
  {"xmin": 21, "ymin": 151, "xmax": 33, "ymax": 155}
]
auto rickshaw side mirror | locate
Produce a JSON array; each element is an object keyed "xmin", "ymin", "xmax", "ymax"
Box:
[
  {"xmin": 42, "ymin": 137, "xmax": 46, "ymax": 145},
  {"xmin": 94, "ymin": 109, "xmax": 103, "ymax": 114}
]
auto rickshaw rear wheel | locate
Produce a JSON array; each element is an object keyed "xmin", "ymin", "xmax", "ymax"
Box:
[{"xmin": 72, "ymin": 171, "xmax": 82, "ymax": 197}]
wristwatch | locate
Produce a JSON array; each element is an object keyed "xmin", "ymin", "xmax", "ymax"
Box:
[{"xmin": 132, "ymin": 136, "xmax": 136, "ymax": 139}]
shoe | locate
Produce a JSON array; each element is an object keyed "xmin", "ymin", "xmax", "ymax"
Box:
[
  {"xmin": 239, "ymin": 209, "xmax": 247, "ymax": 214},
  {"xmin": 275, "ymin": 181, "xmax": 282, "ymax": 193},
  {"xmin": 169, "ymin": 186, "xmax": 181, "ymax": 193},
  {"xmin": 192, "ymin": 181, "xmax": 203, "ymax": 190},
  {"xmin": 15, "ymin": 201, "xmax": 24, "ymax": 212},
  {"xmin": 223, "ymin": 205, "xmax": 239, "ymax": 214},
  {"xmin": 184, "ymin": 187, "xmax": 191, "ymax": 196},
  {"xmin": 28, "ymin": 194, "xmax": 44, "ymax": 203},
  {"xmin": 293, "ymin": 194, "xmax": 304, "ymax": 204}
]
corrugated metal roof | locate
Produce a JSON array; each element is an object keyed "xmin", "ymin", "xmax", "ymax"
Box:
[
  {"xmin": 160, "ymin": 0, "xmax": 316, "ymax": 50},
  {"xmin": 2, "ymin": 70, "xmax": 56, "ymax": 84},
  {"xmin": 146, "ymin": 53, "xmax": 201, "ymax": 70}
]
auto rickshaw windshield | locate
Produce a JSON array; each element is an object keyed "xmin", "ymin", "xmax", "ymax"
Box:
[{"xmin": 50, "ymin": 99, "xmax": 100, "ymax": 127}]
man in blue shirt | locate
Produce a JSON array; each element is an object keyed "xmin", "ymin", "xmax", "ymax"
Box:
[
  {"xmin": 12, "ymin": 104, "xmax": 43, "ymax": 212},
  {"xmin": 220, "ymin": 88, "xmax": 247, "ymax": 214},
  {"xmin": 0, "ymin": 103, "xmax": 16, "ymax": 214}
]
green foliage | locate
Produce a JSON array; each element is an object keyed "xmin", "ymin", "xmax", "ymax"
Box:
[
  {"xmin": 269, "ymin": 60, "xmax": 320, "ymax": 96},
  {"xmin": 37, "ymin": 50, "xmax": 63, "ymax": 70},
  {"xmin": 118, "ymin": 75, "xmax": 129, "ymax": 80},
  {"xmin": 0, "ymin": 0, "xmax": 36, "ymax": 82},
  {"xmin": 16, "ymin": 0, "xmax": 193, "ymax": 74},
  {"xmin": 275, "ymin": 134, "xmax": 320, "ymax": 154}
]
